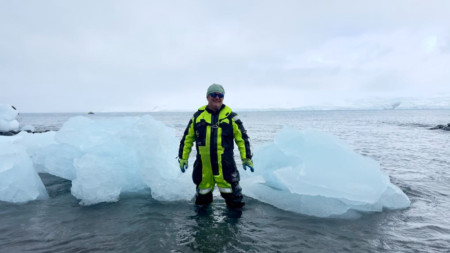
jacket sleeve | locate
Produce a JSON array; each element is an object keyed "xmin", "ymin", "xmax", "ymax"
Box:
[
  {"xmin": 178, "ymin": 118, "xmax": 196, "ymax": 160},
  {"xmin": 231, "ymin": 114, "xmax": 252, "ymax": 160}
]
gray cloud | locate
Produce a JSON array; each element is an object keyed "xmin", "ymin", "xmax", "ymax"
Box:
[{"xmin": 1, "ymin": 0, "xmax": 450, "ymax": 112}]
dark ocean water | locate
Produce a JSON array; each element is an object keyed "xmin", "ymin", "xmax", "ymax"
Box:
[{"xmin": 1, "ymin": 110, "xmax": 449, "ymax": 252}]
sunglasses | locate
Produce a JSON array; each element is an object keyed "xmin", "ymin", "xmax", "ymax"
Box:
[{"xmin": 209, "ymin": 93, "xmax": 224, "ymax": 98}]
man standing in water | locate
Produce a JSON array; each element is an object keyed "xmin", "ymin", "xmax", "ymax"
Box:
[{"xmin": 178, "ymin": 84, "xmax": 254, "ymax": 209}]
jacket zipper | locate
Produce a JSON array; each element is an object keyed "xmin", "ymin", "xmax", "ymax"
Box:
[{"xmin": 210, "ymin": 113, "xmax": 219, "ymax": 175}]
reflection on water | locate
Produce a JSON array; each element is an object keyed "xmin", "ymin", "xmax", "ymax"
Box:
[{"xmin": 184, "ymin": 205, "xmax": 243, "ymax": 252}]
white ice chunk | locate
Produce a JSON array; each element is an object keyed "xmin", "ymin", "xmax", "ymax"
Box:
[
  {"xmin": 242, "ymin": 127, "xmax": 410, "ymax": 218},
  {"xmin": 38, "ymin": 115, "xmax": 192, "ymax": 205},
  {"xmin": 376, "ymin": 183, "xmax": 411, "ymax": 210},
  {"xmin": 10, "ymin": 131, "xmax": 58, "ymax": 173},
  {"xmin": 0, "ymin": 104, "xmax": 19, "ymax": 132},
  {"xmin": 35, "ymin": 143, "xmax": 80, "ymax": 179},
  {"xmin": 0, "ymin": 104, "xmax": 18, "ymax": 121},
  {"xmin": 0, "ymin": 119, "xmax": 19, "ymax": 132},
  {"xmin": 72, "ymin": 153, "xmax": 132, "ymax": 205},
  {"xmin": 55, "ymin": 116, "xmax": 139, "ymax": 151},
  {"xmin": 8, "ymin": 130, "xmax": 77, "ymax": 179},
  {"xmin": 0, "ymin": 140, "xmax": 48, "ymax": 203},
  {"xmin": 117, "ymin": 116, "xmax": 192, "ymax": 201}
]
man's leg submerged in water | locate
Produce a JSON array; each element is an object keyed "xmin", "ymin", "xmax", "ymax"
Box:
[
  {"xmin": 216, "ymin": 170, "xmax": 245, "ymax": 209},
  {"xmin": 195, "ymin": 187, "xmax": 213, "ymax": 206},
  {"xmin": 220, "ymin": 183, "xmax": 244, "ymax": 209}
]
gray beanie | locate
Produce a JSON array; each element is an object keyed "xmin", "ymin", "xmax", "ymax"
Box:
[{"xmin": 206, "ymin": 83, "xmax": 225, "ymax": 97}]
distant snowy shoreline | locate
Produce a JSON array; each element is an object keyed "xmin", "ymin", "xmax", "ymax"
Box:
[{"xmin": 15, "ymin": 107, "xmax": 450, "ymax": 114}]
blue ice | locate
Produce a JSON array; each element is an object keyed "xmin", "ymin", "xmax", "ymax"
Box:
[
  {"xmin": 0, "ymin": 138, "xmax": 48, "ymax": 203},
  {"xmin": 241, "ymin": 127, "xmax": 410, "ymax": 218},
  {"xmin": 0, "ymin": 115, "xmax": 410, "ymax": 218}
]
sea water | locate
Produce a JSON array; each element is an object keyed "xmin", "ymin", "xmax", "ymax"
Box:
[{"xmin": 1, "ymin": 110, "xmax": 449, "ymax": 252}]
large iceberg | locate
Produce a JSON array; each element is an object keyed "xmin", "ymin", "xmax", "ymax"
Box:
[
  {"xmin": 241, "ymin": 127, "xmax": 410, "ymax": 218},
  {"xmin": 36, "ymin": 116, "xmax": 192, "ymax": 205},
  {"xmin": 0, "ymin": 115, "xmax": 192, "ymax": 205},
  {"xmin": 0, "ymin": 104, "xmax": 19, "ymax": 132}
]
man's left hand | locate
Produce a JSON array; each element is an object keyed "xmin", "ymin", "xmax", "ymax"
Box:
[{"xmin": 242, "ymin": 159, "xmax": 254, "ymax": 172}]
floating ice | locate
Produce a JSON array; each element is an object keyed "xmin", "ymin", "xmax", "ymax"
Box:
[
  {"xmin": 0, "ymin": 115, "xmax": 193, "ymax": 205},
  {"xmin": 0, "ymin": 104, "xmax": 19, "ymax": 132},
  {"xmin": 0, "ymin": 138, "xmax": 48, "ymax": 203},
  {"xmin": 0, "ymin": 115, "xmax": 410, "ymax": 218},
  {"xmin": 241, "ymin": 127, "xmax": 410, "ymax": 218},
  {"xmin": 15, "ymin": 131, "xmax": 73, "ymax": 178},
  {"xmin": 38, "ymin": 116, "xmax": 192, "ymax": 205}
]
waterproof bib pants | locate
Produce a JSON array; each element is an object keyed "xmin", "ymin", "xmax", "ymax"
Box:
[{"xmin": 179, "ymin": 105, "xmax": 252, "ymax": 207}]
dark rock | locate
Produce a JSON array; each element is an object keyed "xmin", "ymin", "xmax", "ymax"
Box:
[
  {"xmin": 430, "ymin": 123, "xmax": 450, "ymax": 131},
  {"xmin": 0, "ymin": 130, "xmax": 51, "ymax": 136},
  {"xmin": 0, "ymin": 131, "xmax": 20, "ymax": 136},
  {"xmin": 32, "ymin": 130, "xmax": 51, "ymax": 134},
  {"xmin": 430, "ymin": 124, "xmax": 444, "ymax": 130}
]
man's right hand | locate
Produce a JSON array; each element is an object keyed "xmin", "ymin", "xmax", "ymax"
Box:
[{"xmin": 178, "ymin": 159, "xmax": 188, "ymax": 173}]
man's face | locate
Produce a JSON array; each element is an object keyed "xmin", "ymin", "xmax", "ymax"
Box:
[{"xmin": 207, "ymin": 92, "xmax": 224, "ymax": 111}]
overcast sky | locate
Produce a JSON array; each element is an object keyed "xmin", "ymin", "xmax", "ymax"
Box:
[{"xmin": 1, "ymin": 0, "xmax": 450, "ymax": 112}]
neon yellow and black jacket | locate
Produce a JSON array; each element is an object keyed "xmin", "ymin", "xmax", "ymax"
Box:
[{"xmin": 178, "ymin": 104, "xmax": 252, "ymax": 186}]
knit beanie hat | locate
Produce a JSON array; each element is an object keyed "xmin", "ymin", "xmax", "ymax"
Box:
[{"xmin": 206, "ymin": 83, "xmax": 225, "ymax": 97}]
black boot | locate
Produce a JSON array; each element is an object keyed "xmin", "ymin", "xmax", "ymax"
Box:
[
  {"xmin": 221, "ymin": 184, "xmax": 245, "ymax": 209},
  {"xmin": 195, "ymin": 191, "xmax": 213, "ymax": 206},
  {"xmin": 224, "ymin": 198, "xmax": 245, "ymax": 209}
]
